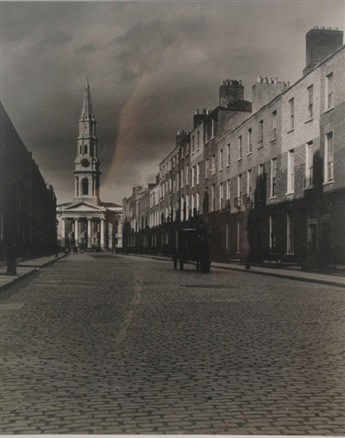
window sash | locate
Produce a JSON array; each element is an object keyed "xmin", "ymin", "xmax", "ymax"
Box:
[
  {"xmin": 272, "ymin": 111, "xmax": 277, "ymax": 139},
  {"xmin": 259, "ymin": 121, "xmax": 263, "ymax": 143},
  {"xmin": 289, "ymin": 98, "xmax": 294, "ymax": 130},
  {"xmin": 271, "ymin": 159, "xmax": 277, "ymax": 197},
  {"xmin": 238, "ymin": 136, "xmax": 242, "ymax": 159},
  {"xmin": 308, "ymin": 86, "xmax": 313, "ymax": 118},
  {"xmin": 247, "ymin": 170, "xmax": 252, "ymax": 197},
  {"xmin": 325, "ymin": 132, "xmax": 334, "ymax": 181},
  {"xmin": 227, "ymin": 144, "xmax": 230, "ymax": 166},
  {"xmin": 288, "ymin": 151, "xmax": 294, "ymax": 192},
  {"xmin": 326, "ymin": 73, "xmax": 334, "ymax": 109},
  {"xmin": 247, "ymin": 129, "xmax": 252, "ymax": 152}
]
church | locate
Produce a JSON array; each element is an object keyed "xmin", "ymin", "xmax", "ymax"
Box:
[{"xmin": 57, "ymin": 78, "xmax": 122, "ymax": 251}]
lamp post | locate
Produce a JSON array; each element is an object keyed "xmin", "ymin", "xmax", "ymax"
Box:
[{"xmin": 242, "ymin": 194, "xmax": 253, "ymax": 270}]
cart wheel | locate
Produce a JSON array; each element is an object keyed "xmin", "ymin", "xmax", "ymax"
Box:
[{"xmin": 180, "ymin": 261, "xmax": 184, "ymax": 271}]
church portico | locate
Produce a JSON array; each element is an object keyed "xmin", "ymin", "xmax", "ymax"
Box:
[
  {"xmin": 57, "ymin": 77, "xmax": 122, "ymax": 251},
  {"xmin": 60, "ymin": 207, "xmax": 108, "ymax": 251}
]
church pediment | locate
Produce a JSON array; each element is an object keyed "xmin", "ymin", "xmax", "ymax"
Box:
[{"xmin": 58, "ymin": 201, "xmax": 106, "ymax": 213}]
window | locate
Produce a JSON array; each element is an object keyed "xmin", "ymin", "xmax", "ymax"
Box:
[
  {"xmin": 197, "ymin": 131, "xmax": 200, "ymax": 150},
  {"xmin": 191, "ymin": 193, "xmax": 195, "ymax": 216},
  {"xmin": 226, "ymin": 143, "xmax": 230, "ymax": 166},
  {"xmin": 247, "ymin": 169, "xmax": 252, "ymax": 199},
  {"xmin": 82, "ymin": 177, "xmax": 89, "ymax": 195},
  {"xmin": 272, "ymin": 110, "xmax": 277, "ymax": 140},
  {"xmin": 289, "ymin": 98, "xmax": 294, "ymax": 130},
  {"xmin": 226, "ymin": 179, "xmax": 231, "ymax": 200},
  {"xmin": 196, "ymin": 192, "xmax": 199, "ymax": 213},
  {"xmin": 270, "ymin": 158, "xmax": 277, "ymax": 197},
  {"xmin": 247, "ymin": 128, "xmax": 252, "ymax": 153},
  {"xmin": 238, "ymin": 136, "xmax": 242, "ymax": 159},
  {"xmin": 191, "ymin": 135, "xmax": 195, "ymax": 153},
  {"xmin": 185, "ymin": 195, "xmax": 189, "ymax": 220},
  {"xmin": 180, "ymin": 196, "xmax": 185, "ymax": 221},
  {"xmin": 305, "ymin": 141, "xmax": 313, "ymax": 188},
  {"xmin": 258, "ymin": 120, "xmax": 264, "ymax": 145},
  {"xmin": 324, "ymin": 132, "xmax": 334, "ymax": 182},
  {"xmin": 211, "ymin": 155, "xmax": 216, "ymax": 175},
  {"xmin": 205, "ymin": 159, "xmax": 209, "ymax": 178},
  {"xmin": 237, "ymin": 174, "xmax": 242, "ymax": 207},
  {"xmin": 84, "ymin": 145, "xmax": 88, "ymax": 154},
  {"xmin": 211, "ymin": 184, "xmax": 215, "ymax": 212},
  {"xmin": 287, "ymin": 213, "xmax": 295, "ymax": 255},
  {"xmin": 269, "ymin": 215, "xmax": 276, "ymax": 252},
  {"xmin": 219, "ymin": 149, "xmax": 223, "ymax": 171},
  {"xmin": 186, "ymin": 164, "xmax": 189, "ymax": 186},
  {"xmin": 307, "ymin": 85, "xmax": 313, "ymax": 119},
  {"xmin": 196, "ymin": 163, "xmax": 200, "ymax": 184},
  {"xmin": 219, "ymin": 183, "xmax": 224, "ymax": 210},
  {"xmin": 191, "ymin": 166, "xmax": 195, "ymax": 187},
  {"xmin": 326, "ymin": 72, "xmax": 334, "ymax": 110},
  {"xmin": 258, "ymin": 163, "xmax": 264, "ymax": 176},
  {"xmin": 211, "ymin": 119, "xmax": 215, "ymax": 138},
  {"xmin": 287, "ymin": 149, "xmax": 294, "ymax": 193}
]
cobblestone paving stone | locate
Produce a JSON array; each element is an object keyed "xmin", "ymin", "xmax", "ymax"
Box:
[{"xmin": 1, "ymin": 253, "xmax": 345, "ymax": 434}]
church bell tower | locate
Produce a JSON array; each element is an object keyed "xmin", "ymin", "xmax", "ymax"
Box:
[{"xmin": 74, "ymin": 76, "xmax": 101, "ymax": 205}]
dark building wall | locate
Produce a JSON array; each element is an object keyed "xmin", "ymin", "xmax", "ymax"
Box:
[{"xmin": 0, "ymin": 102, "xmax": 57, "ymax": 261}]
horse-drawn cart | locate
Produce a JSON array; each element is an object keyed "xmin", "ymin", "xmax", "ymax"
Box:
[{"xmin": 173, "ymin": 227, "xmax": 211, "ymax": 273}]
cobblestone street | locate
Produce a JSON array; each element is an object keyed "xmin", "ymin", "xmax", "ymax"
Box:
[{"xmin": 1, "ymin": 253, "xmax": 345, "ymax": 434}]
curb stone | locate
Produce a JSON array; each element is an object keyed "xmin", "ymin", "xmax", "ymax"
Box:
[
  {"xmin": 0, "ymin": 253, "xmax": 67, "ymax": 292},
  {"xmin": 124, "ymin": 253, "xmax": 345, "ymax": 289}
]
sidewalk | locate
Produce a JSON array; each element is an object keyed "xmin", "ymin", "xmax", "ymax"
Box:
[
  {"xmin": 128, "ymin": 253, "xmax": 345, "ymax": 288},
  {"xmin": 0, "ymin": 253, "xmax": 66, "ymax": 291}
]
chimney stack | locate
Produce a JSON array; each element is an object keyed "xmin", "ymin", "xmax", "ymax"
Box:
[
  {"xmin": 193, "ymin": 109, "xmax": 208, "ymax": 128},
  {"xmin": 219, "ymin": 79, "xmax": 244, "ymax": 107},
  {"xmin": 175, "ymin": 130, "xmax": 187, "ymax": 147},
  {"xmin": 252, "ymin": 77, "xmax": 289, "ymax": 112},
  {"xmin": 303, "ymin": 26, "xmax": 343, "ymax": 76}
]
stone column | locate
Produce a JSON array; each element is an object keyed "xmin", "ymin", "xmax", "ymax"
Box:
[
  {"xmin": 100, "ymin": 218, "xmax": 105, "ymax": 249},
  {"xmin": 62, "ymin": 218, "xmax": 66, "ymax": 247},
  {"xmin": 75, "ymin": 218, "xmax": 79, "ymax": 247},
  {"xmin": 87, "ymin": 218, "xmax": 92, "ymax": 250}
]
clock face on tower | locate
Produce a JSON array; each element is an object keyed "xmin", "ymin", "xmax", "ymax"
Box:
[{"xmin": 81, "ymin": 158, "xmax": 90, "ymax": 168}]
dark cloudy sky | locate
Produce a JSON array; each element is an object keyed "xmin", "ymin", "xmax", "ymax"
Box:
[{"xmin": 2, "ymin": 1, "xmax": 344, "ymax": 204}]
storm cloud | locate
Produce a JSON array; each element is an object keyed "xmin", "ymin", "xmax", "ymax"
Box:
[{"xmin": 2, "ymin": 1, "xmax": 344, "ymax": 204}]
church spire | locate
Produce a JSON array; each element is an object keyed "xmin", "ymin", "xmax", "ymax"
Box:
[
  {"xmin": 74, "ymin": 76, "xmax": 100, "ymax": 205},
  {"xmin": 80, "ymin": 74, "xmax": 94, "ymax": 121}
]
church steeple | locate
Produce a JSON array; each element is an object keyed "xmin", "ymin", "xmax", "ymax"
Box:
[
  {"xmin": 80, "ymin": 75, "xmax": 94, "ymax": 121},
  {"xmin": 74, "ymin": 77, "xmax": 101, "ymax": 205}
]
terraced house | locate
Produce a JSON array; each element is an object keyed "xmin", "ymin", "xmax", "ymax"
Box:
[{"xmin": 122, "ymin": 26, "xmax": 345, "ymax": 268}]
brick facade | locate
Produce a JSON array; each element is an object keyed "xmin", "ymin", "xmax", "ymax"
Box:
[{"xmin": 122, "ymin": 27, "xmax": 345, "ymax": 269}]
